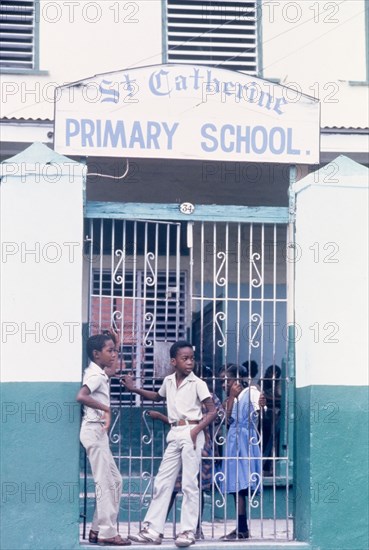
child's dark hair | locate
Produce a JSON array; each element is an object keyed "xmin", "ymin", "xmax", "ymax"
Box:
[
  {"xmin": 264, "ymin": 364, "xmax": 281, "ymax": 379},
  {"xmin": 195, "ymin": 364, "xmax": 213, "ymax": 380},
  {"xmin": 226, "ymin": 364, "xmax": 248, "ymax": 380},
  {"xmin": 86, "ymin": 334, "xmax": 114, "ymax": 362},
  {"xmin": 195, "ymin": 364, "xmax": 214, "ymax": 389},
  {"xmin": 242, "ymin": 360, "xmax": 259, "ymax": 378},
  {"xmin": 170, "ymin": 340, "xmax": 193, "ymax": 359}
]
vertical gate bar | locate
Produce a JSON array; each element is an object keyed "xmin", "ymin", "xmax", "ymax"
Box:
[
  {"xmin": 98, "ymin": 220, "xmax": 104, "ymax": 332},
  {"xmin": 110, "ymin": 220, "xmax": 119, "ymax": 532},
  {"xmin": 117, "ymin": 211, "xmax": 126, "ymax": 470},
  {"xmin": 224, "ymin": 223, "xmax": 229, "ymax": 364},
  {"xmin": 137, "ymin": 265, "xmax": 144, "ymax": 531},
  {"xmin": 165, "ymin": 224, "xmax": 170, "ymax": 341},
  {"xmin": 199, "ymin": 222, "xmax": 204, "ymax": 368},
  {"xmin": 132, "ymin": 222, "xmax": 139, "ymax": 401},
  {"xmin": 143, "ymin": 221, "xmax": 148, "ymax": 356},
  {"xmin": 130, "ymin": 221, "xmax": 138, "ymax": 526},
  {"xmin": 286, "ymin": 166, "xmax": 297, "ymax": 541},
  {"xmin": 176, "ymin": 223, "xmax": 180, "ymax": 340},
  {"xmin": 120, "ymin": 221, "xmax": 126, "ymax": 348},
  {"xmin": 285, "ymin": 220, "xmax": 293, "ymax": 540},
  {"xmin": 211, "ymin": 223, "xmax": 216, "ymax": 370},
  {"xmin": 260, "ymin": 223, "xmax": 265, "ymax": 539},
  {"xmin": 135, "ymin": 221, "xmax": 143, "ymax": 532},
  {"xmin": 110, "ymin": 220, "xmax": 115, "ymax": 331},
  {"xmin": 235, "ymin": 222, "xmax": 242, "ymax": 537},
  {"xmin": 209, "ymin": 221, "xmax": 216, "ymax": 539},
  {"xmin": 272, "ymin": 223, "xmax": 277, "ymax": 537},
  {"xmin": 152, "ymin": 224, "xmax": 159, "ymax": 360},
  {"xmin": 235, "ymin": 223, "xmax": 241, "ymax": 367},
  {"xmin": 226, "ymin": 222, "xmax": 235, "ymax": 535},
  {"xmin": 119, "ymin": 219, "xmax": 130, "ymax": 529},
  {"xmin": 248, "ymin": 223, "xmax": 253, "ymax": 367},
  {"xmin": 88, "ymin": 219, "xmax": 94, "ymax": 337},
  {"xmin": 247, "ymin": 223, "xmax": 253, "ymax": 537},
  {"xmin": 142, "ymin": 221, "xmax": 151, "ymax": 531},
  {"xmin": 82, "ymin": 218, "xmax": 95, "ymax": 540},
  {"xmin": 188, "ymin": 222, "xmax": 194, "ymax": 352}
]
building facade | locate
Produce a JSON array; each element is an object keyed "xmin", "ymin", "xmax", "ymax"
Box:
[{"xmin": 1, "ymin": 2, "xmax": 368, "ymax": 549}]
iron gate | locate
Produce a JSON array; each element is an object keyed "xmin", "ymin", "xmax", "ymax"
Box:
[{"xmin": 81, "ymin": 217, "xmax": 293, "ymax": 542}]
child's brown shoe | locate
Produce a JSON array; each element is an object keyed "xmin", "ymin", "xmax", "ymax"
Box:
[{"xmin": 88, "ymin": 530, "xmax": 98, "ymax": 543}]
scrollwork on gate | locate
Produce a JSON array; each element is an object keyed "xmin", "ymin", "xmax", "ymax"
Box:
[
  {"xmin": 214, "ymin": 408, "xmax": 226, "ymax": 447},
  {"xmin": 109, "ymin": 407, "xmax": 121, "ymax": 444},
  {"xmin": 249, "ymin": 313, "xmax": 262, "ymax": 349},
  {"xmin": 142, "ymin": 410, "xmax": 154, "ymax": 445},
  {"xmin": 216, "ymin": 251, "xmax": 227, "ymax": 286},
  {"xmin": 112, "ymin": 309, "xmax": 122, "ymax": 331},
  {"xmin": 215, "ymin": 311, "xmax": 226, "ymax": 348},
  {"xmin": 113, "ymin": 249, "xmax": 125, "ymax": 284},
  {"xmin": 213, "ymin": 470, "xmax": 226, "ymax": 508},
  {"xmin": 251, "ymin": 252, "xmax": 262, "ymax": 288},
  {"xmin": 145, "ymin": 252, "xmax": 156, "ymax": 286},
  {"xmin": 141, "ymin": 471, "xmax": 153, "ymax": 508},
  {"xmin": 249, "ymin": 472, "xmax": 261, "ymax": 508},
  {"xmin": 143, "ymin": 312, "xmax": 154, "ymax": 346}
]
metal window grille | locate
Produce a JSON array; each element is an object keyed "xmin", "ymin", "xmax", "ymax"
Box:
[
  {"xmin": 91, "ymin": 269, "xmax": 187, "ymax": 404},
  {"xmin": 167, "ymin": 0, "xmax": 259, "ymax": 73},
  {"xmin": 0, "ymin": 0, "xmax": 35, "ymax": 69}
]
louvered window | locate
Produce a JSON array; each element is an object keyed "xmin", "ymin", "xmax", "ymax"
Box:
[
  {"xmin": 167, "ymin": 0, "xmax": 259, "ymax": 74},
  {"xmin": 0, "ymin": 0, "xmax": 36, "ymax": 70}
]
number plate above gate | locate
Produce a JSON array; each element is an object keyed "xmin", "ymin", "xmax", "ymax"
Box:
[{"xmin": 179, "ymin": 202, "xmax": 195, "ymax": 215}]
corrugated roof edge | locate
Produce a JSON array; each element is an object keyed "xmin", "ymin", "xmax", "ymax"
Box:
[
  {"xmin": 1, "ymin": 117, "xmax": 53, "ymax": 122},
  {"xmin": 321, "ymin": 126, "xmax": 369, "ymax": 131}
]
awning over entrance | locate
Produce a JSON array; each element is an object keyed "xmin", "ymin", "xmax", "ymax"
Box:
[{"xmin": 54, "ymin": 64, "xmax": 320, "ymax": 164}]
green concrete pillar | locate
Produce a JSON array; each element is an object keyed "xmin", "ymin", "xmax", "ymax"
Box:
[
  {"xmin": 0, "ymin": 143, "xmax": 85, "ymax": 549},
  {"xmin": 292, "ymin": 156, "xmax": 369, "ymax": 549}
]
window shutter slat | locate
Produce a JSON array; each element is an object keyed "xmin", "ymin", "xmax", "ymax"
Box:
[
  {"xmin": 0, "ymin": 0, "xmax": 35, "ymax": 69},
  {"xmin": 167, "ymin": 0, "xmax": 259, "ymax": 74}
]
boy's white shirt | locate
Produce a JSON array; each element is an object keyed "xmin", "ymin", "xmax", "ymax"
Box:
[{"xmin": 81, "ymin": 361, "xmax": 110, "ymax": 423}]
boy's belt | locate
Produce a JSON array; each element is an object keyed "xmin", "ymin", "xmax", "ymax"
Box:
[{"xmin": 170, "ymin": 419, "xmax": 200, "ymax": 427}]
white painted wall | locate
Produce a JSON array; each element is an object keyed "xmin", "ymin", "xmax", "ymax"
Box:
[
  {"xmin": 262, "ymin": 0, "xmax": 366, "ymax": 84},
  {"xmin": 1, "ymin": 0, "xmax": 367, "ymax": 124},
  {"xmin": 0, "ymin": 144, "xmax": 85, "ymax": 382},
  {"xmin": 1, "ymin": 0, "xmax": 163, "ymax": 120},
  {"xmin": 294, "ymin": 156, "xmax": 369, "ymax": 387}
]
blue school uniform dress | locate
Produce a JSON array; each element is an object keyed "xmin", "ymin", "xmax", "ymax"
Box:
[{"xmin": 221, "ymin": 386, "xmax": 262, "ymax": 493}]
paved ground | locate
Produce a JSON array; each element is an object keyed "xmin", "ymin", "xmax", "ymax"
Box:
[{"xmin": 80, "ymin": 519, "xmax": 306, "ymax": 549}]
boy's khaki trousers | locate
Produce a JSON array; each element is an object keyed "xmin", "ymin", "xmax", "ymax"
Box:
[
  {"xmin": 80, "ymin": 422, "xmax": 122, "ymax": 539},
  {"xmin": 144, "ymin": 425, "xmax": 205, "ymax": 535}
]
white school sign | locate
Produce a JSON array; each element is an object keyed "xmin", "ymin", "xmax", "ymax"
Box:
[{"xmin": 54, "ymin": 64, "xmax": 320, "ymax": 164}]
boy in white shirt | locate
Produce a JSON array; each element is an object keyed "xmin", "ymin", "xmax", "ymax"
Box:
[
  {"xmin": 77, "ymin": 333, "xmax": 130, "ymax": 547},
  {"xmin": 122, "ymin": 341, "xmax": 217, "ymax": 547}
]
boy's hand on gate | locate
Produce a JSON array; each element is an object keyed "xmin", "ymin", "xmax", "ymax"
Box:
[{"xmin": 121, "ymin": 373, "xmax": 135, "ymax": 391}]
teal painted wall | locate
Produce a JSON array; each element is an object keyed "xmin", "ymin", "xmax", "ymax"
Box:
[
  {"xmin": 1, "ymin": 382, "xmax": 81, "ymax": 550},
  {"xmin": 295, "ymin": 385, "xmax": 369, "ymax": 550}
]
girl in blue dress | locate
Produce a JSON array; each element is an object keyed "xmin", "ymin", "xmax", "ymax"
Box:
[{"xmin": 219, "ymin": 364, "xmax": 263, "ymax": 540}]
